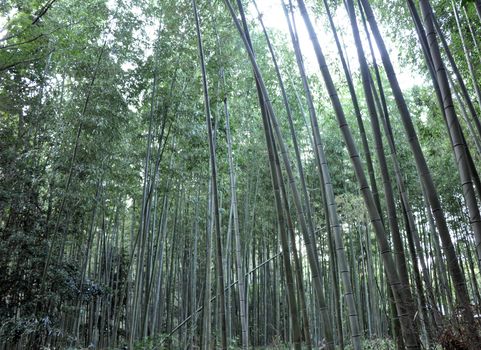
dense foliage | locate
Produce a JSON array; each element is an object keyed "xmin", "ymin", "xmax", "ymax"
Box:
[{"xmin": 1, "ymin": 0, "xmax": 481, "ymax": 349}]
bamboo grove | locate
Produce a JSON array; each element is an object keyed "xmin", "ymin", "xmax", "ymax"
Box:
[{"xmin": 1, "ymin": 0, "xmax": 481, "ymax": 349}]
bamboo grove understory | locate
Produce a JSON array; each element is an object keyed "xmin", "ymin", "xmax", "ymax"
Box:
[{"xmin": 1, "ymin": 0, "xmax": 481, "ymax": 349}]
